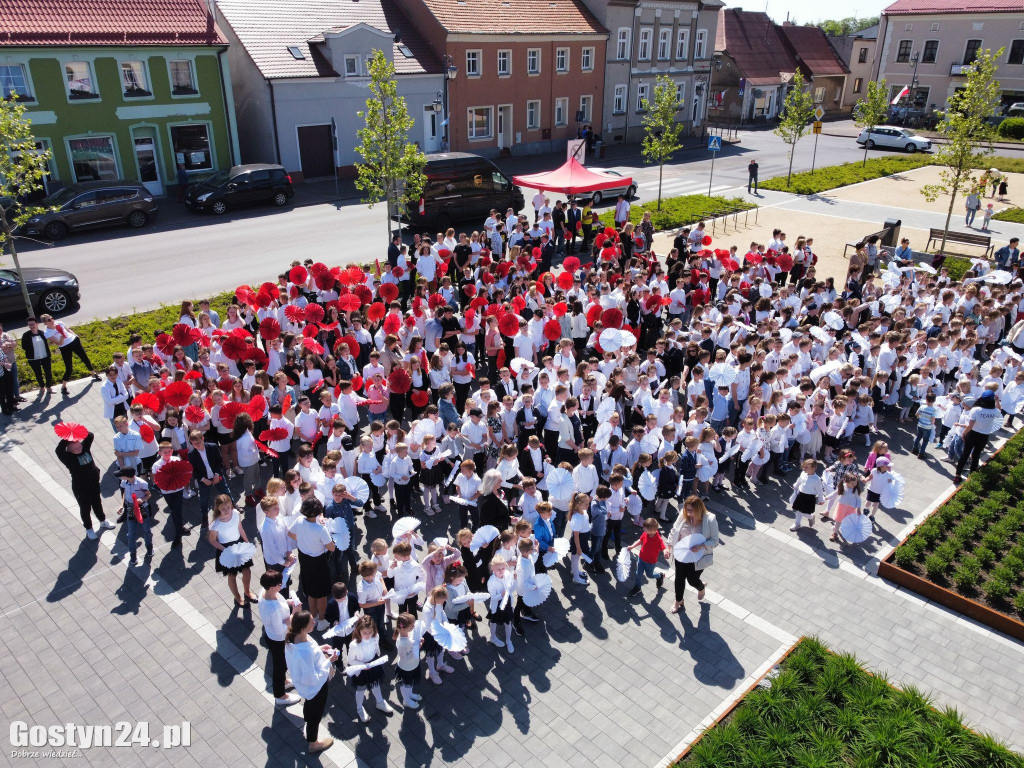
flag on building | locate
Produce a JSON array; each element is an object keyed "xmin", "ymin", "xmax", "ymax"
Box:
[{"xmin": 891, "ymin": 85, "xmax": 910, "ymax": 105}]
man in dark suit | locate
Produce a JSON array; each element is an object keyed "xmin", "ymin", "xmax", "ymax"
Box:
[
  {"xmin": 187, "ymin": 430, "xmax": 233, "ymax": 525},
  {"xmin": 565, "ymin": 200, "xmax": 582, "ymax": 254},
  {"xmin": 21, "ymin": 317, "xmax": 53, "ymax": 393}
]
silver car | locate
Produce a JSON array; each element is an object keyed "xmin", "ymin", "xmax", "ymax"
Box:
[
  {"xmin": 856, "ymin": 126, "xmax": 932, "ymax": 153},
  {"xmin": 589, "ymin": 170, "xmax": 637, "ymax": 206}
]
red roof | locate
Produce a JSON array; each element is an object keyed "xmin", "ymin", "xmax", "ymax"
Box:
[
  {"xmin": 513, "ymin": 159, "xmax": 631, "ymax": 195},
  {"xmin": 0, "ymin": 0, "xmax": 227, "ymax": 46},
  {"xmin": 883, "ymin": 0, "xmax": 1024, "ymax": 13},
  {"xmin": 415, "ymin": 0, "xmax": 605, "ymax": 35},
  {"xmin": 779, "ymin": 26, "xmax": 848, "ymax": 77}
]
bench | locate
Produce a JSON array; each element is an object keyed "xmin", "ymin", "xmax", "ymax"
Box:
[
  {"xmin": 844, "ymin": 228, "xmax": 888, "ymax": 258},
  {"xmin": 926, "ymin": 227, "xmax": 993, "ymax": 257}
]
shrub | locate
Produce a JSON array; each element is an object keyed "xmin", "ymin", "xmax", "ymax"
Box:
[
  {"xmin": 997, "ymin": 117, "xmax": 1024, "ymax": 140},
  {"xmin": 894, "ymin": 543, "xmax": 919, "ymax": 569},
  {"xmin": 596, "ymin": 194, "xmax": 755, "ymax": 232},
  {"xmin": 952, "ymin": 556, "xmax": 981, "ymax": 590},
  {"xmin": 980, "ymin": 531, "xmax": 1008, "ymax": 554},
  {"xmin": 974, "ymin": 546, "xmax": 996, "ymax": 568},
  {"xmin": 1014, "ymin": 592, "xmax": 1024, "ymax": 616},
  {"xmin": 993, "ymin": 208, "xmax": 1024, "ymax": 224},
  {"xmin": 925, "ymin": 553, "xmax": 951, "ymax": 579},
  {"xmin": 917, "ymin": 519, "xmax": 943, "ymax": 546},
  {"xmin": 982, "ymin": 575, "xmax": 1013, "ymax": 603},
  {"xmin": 1002, "ymin": 553, "xmax": 1024, "ymax": 581}
]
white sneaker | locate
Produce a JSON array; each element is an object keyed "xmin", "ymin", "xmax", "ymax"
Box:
[
  {"xmin": 365, "ymin": 508, "xmax": 378, "ymax": 519},
  {"xmin": 410, "ymin": 692, "xmax": 422, "ymax": 701},
  {"xmin": 275, "ymin": 694, "xmax": 301, "ymax": 706},
  {"xmin": 428, "ymin": 671, "xmax": 443, "ymax": 685},
  {"xmin": 356, "ymin": 707, "xmax": 369, "ymax": 723},
  {"xmin": 490, "ymin": 637, "xmax": 505, "ymax": 649},
  {"xmin": 316, "ymin": 619, "xmax": 329, "ymax": 632},
  {"xmin": 505, "ymin": 639, "xmax": 515, "ymax": 653},
  {"xmin": 404, "ymin": 697, "xmax": 419, "ymax": 710},
  {"xmin": 99, "ymin": 520, "xmax": 116, "ymax": 531},
  {"xmin": 789, "ymin": 524, "xmax": 799, "ymax": 531},
  {"xmin": 86, "ymin": 529, "xmax": 98, "ymax": 540},
  {"xmin": 375, "ymin": 700, "xmax": 394, "ymax": 714},
  {"xmin": 438, "ymin": 662, "xmax": 455, "ymax": 673}
]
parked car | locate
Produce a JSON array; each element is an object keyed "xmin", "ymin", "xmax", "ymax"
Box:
[
  {"xmin": 589, "ymin": 170, "xmax": 637, "ymax": 206},
  {"xmin": 0, "ymin": 267, "xmax": 80, "ymax": 315},
  {"xmin": 398, "ymin": 153, "xmax": 524, "ymax": 231},
  {"xmin": 18, "ymin": 181, "xmax": 156, "ymax": 241},
  {"xmin": 856, "ymin": 126, "xmax": 932, "ymax": 153},
  {"xmin": 1003, "ymin": 102, "xmax": 1024, "ymax": 117},
  {"xmin": 184, "ymin": 164, "xmax": 294, "ymax": 215}
]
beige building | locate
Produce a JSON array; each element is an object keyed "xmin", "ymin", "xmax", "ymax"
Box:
[
  {"xmin": 828, "ymin": 24, "xmax": 879, "ymax": 109},
  {"xmin": 873, "ymin": 0, "xmax": 1024, "ymax": 112}
]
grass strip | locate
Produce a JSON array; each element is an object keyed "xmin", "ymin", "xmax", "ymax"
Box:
[
  {"xmin": 993, "ymin": 207, "xmax": 1024, "ymax": 224},
  {"xmin": 597, "ymin": 193, "xmax": 755, "ymax": 232}
]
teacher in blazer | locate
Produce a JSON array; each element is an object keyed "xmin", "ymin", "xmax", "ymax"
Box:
[{"xmin": 665, "ymin": 495, "xmax": 720, "ymax": 613}]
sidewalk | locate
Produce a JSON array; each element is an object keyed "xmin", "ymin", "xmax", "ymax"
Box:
[{"xmin": 820, "ymin": 117, "xmax": 1024, "ymax": 153}]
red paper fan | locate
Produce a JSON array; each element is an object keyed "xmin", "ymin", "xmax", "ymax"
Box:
[
  {"xmin": 553, "ymin": 301, "xmax": 567, "ymax": 317},
  {"xmin": 53, "ymin": 422, "xmax": 88, "ymax": 442},
  {"xmin": 603, "ymin": 226, "xmax": 616, "ymax": 237},
  {"xmin": 184, "ymin": 370, "xmax": 203, "ymax": 381},
  {"xmin": 260, "ymin": 427, "xmax": 289, "ymax": 442},
  {"xmin": 366, "ymin": 302, "xmax": 386, "ymax": 323},
  {"xmin": 594, "ymin": 233, "xmax": 607, "ymax": 249},
  {"xmin": 314, "ymin": 271, "xmax": 336, "ymax": 291},
  {"xmin": 601, "ymin": 308, "xmax": 623, "ymax": 329},
  {"xmin": 162, "ymin": 380, "xmax": 193, "ymax": 408},
  {"xmin": 557, "ymin": 272, "xmax": 574, "ymax": 290},
  {"xmin": 345, "ymin": 264, "xmax": 365, "ymax": 283},
  {"xmin": 543, "ymin": 319, "xmax": 562, "ymax": 341},
  {"xmin": 343, "ymin": 374, "xmax": 359, "ymax": 392},
  {"xmin": 379, "ymin": 283, "xmax": 399, "ymax": 303},
  {"xmin": 481, "ymin": 272, "xmax": 496, "ymax": 285},
  {"xmin": 496, "ymin": 261, "xmax": 513, "ymax": 277},
  {"xmin": 511, "ymin": 295, "xmax": 526, "ymax": 313},
  {"xmin": 246, "ymin": 395, "xmax": 267, "ymax": 420},
  {"xmin": 304, "ymin": 303, "xmax": 325, "ymax": 325},
  {"xmin": 714, "ymin": 249, "xmax": 730, "ymax": 258},
  {"xmin": 259, "ymin": 317, "xmax": 282, "ymax": 340},
  {"xmin": 338, "ymin": 294, "xmax": 362, "ymax": 312},
  {"xmin": 289, "ymin": 265, "xmax": 308, "ymax": 285},
  {"xmin": 722, "ymin": 258, "xmax": 739, "ymax": 271},
  {"xmin": 221, "ymin": 335, "xmax": 249, "ymax": 361},
  {"xmin": 171, "ymin": 323, "xmax": 197, "ymax": 347},
  {"xmin": 746, "ymin": 251, "xmax": 763, "ymax": 264},
  {"xmin": 284, "ymin": 305, "xmax": 305, "ymax": 324},
  {"xmin": 303, "ymin": 339, "xmax": 324, "ymax": 355},
  {"xmin": 281, "ymin": 394, "xmax": 292, "ymax": 413},
  {"xmin": 353, "ymin": 285, "xmax": 373, "ymax": 306},
  {"xmin": 219, "ymin": 401, "xmax": 246, "ymax": 430},
  {"xmin": 154, "ymin": 459, "xmax": 192, "ymax": 492},
  {"xmin": 470, "ymin": 296, "xmax": 488, "ymax": 309},
  {"xmin": 133, "ymin": 392, "xmax": 160, "ymax": 412},
  {"xmin": 777, "ymin": 252, "xmax": 794, "ymax": 271},
  {"xmin": 261, "ymin": 282, "xmax": 280, "ymax": 299},
  {"xmin": 185, "ymin": 405, "xmax": 206, "ymax": 423},
  {"xmin": 215, "ymin": 376, "xmax": 234, "ymax": 393},
  {"xmin": 388, "ymin": 367, "xmax": 412, "ymax": 393},
  {"xmin": 382, "ymin": 314, "xmax": 401, "ymax": 335},
  {"xmin": 563, "ymin": 256, "xmax": 580, "ymax": 273},
  {"xmin": 498, "ymin": 312, "xmax": 519, "ymax": 337},
  {"xmin": 428, "ymin": 293, "xmax": 446, "ymax": 310},
  {"xmin": 392, "ymin": 267, "xmax": 405, "ymax": 278},
  {"xmin": 235, "ymin": 285, "xmax": 256, "ymax": 306},
  {"xmin": 335, "ymin": 335, "xmax": 359, "ymax": 357},
  {"xmin": 601, "ymin": 246, "xmax": 617, "ymax": 262},
  {"xmin": 155, "ymin": 333, "xmax": 177, "ymax": 355},
  {"xmin": 254, "ymin": 439, "xmax": 278, "ymax": 458},
  {"xmin": 247, "ymin": 346, "xmax": 268, "ymax": 369},
  {"xmin": 139, "ymin": 423, "xmax": 155, "ymax": 444},
  {"xmin": 463, "ymin": 284, "xmax": 477, "ymax": 297},
  {"xmin": 410, "ymin": 390, "xmax": 430, "ymax": 407},
  {"xmin": 230, "ymin": 327, "xmax": 253, "ymax": 341},
  {"xmin": 302, "ymin": 324, "xmax": 320, "ymax": 338},
  {"xmin": 644, "ymin": 296, "xmax": 663, "ymax": 312},
  {"xmin": 586, "ymin": 305, "xmax": 602, "ymax": 325},
  {"xmin": 701, "ymin": 235, "xmax": 712, "ymax": 246}
]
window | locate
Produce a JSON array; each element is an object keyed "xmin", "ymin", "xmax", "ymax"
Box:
[
  {"xmin": 963, "ymin": 39, "xmax": 982, "ymax": 64},
  {"xmin": 343, "ymin": 55, "xmax": 359, "ymax": 76},
  {"xmin": 814, "ymin": 86, "xmax": 825, "ymax": 103},
  {"xmin": 1009, "ymin": 40, "xmax": 1024, "ymax": 65},
  {"xmin": 120, "ymin": 61, "xmax": 150, "ymax": 97},
  {"xmin": 526, "ymin": 100, "xmax": 540, "ymax": 129},
  {"xmin": 896, "ymin": 40, "xmax": 912, "ymax": 63},
  {"xmin": 170, "ymin": 124, "xmax": 212, "ymax": 170},
  {"xmin": 581, "ymin": 47, "xmax": 594, "ymax": 71},
  {"xmin": 636, "ymin": 82, "xmax": 649, "ymax": 112},
  {"xmin": 694, "ymin": 29, "xmax": 707, "ymax": 59},
  {"xmin": 0, "ymin": 64, "xmax": 31, "ymax": 100},
  {"xmin": 288, "ymin": 46, "xmax": 305, "ymax": 60},
  {"xmin": 169, "ymin": 60, "xmax": 197, "ymax": 95},
  {"xmin": 658, "ymin": 28, "xmax": 671, "ymax": 60},
  {"xmin": 497, "ymin": 49, "xmax": 511, "ymax": 76},
  {"xmin": 68, "ymin": 136, "xmax": 117, "ymax": 180},
  {"xmin": 466, "ymin": 50, "xmax": 481, "ymax": 77},
  {"xmin": 676, "ymin": 28, "xmax": 689, "ymax": 60},
  {"xmin": 930, "ymin": 22, "xmax": 940, "ymax": 31},
  {"xmin": 556, "ymin": 48, "xmax": 569, "ymax": 73},
  {"xmin": 555, "ymin": 97, "xmax": 568, "ymax": 126},
  {"xmin": 922, "ymin": 40, "xmax": 938, "ymax": 63},
  {"xmin": 675, "ymin": 80, "xmax": 686, "ymax": 106},
  {"xmin": 853, "ymin": 77, "xmax": 863, "ymax": 92},
  {"xmin": 904, "ymin": 23, "xmax": 912, "ymax": 31},
  {"xmin": 858, "ymin": 47, "xmax": 868, "ymax": 63},
  {"xmin": 65, "ymin": 61, "xmax": 97, "ymax": 99},
  {"xmin": 579, "ymin": 94, "xmax": 592, "ymax": 122},
  {"xmin": 613, "ymin": 84, "xmax": 627, "ymax": 113},
  {"xmin": 527, "ymin": 48, "xmax": 540, "ymax": 74},
  {"xmin": 638, "ymin": 27, "xmax": 653, "ymax": 60},
  {"xmin": 467, "ymin": 106, "xmax": 493, "ymax": 139},
  {"xmin": 616, "ymin": 28, "xmax": 632, "ymax": 60}
]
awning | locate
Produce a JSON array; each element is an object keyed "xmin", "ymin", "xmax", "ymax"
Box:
[{"xmin": 512, "ymin": 158, "xmax": 631, "ymax": 195}]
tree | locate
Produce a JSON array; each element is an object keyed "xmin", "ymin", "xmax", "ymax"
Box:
[
  {"xmin": 0, "ymin": 94, "xmax": 53, "ymax": 317},
  {"xmin": 818, "ymin": 16, "xmax": 879, "ymax": 36},
  {"xmin": 853, "ymin": 78, "xmax": 889, "ymax": 167},
  {"xmin": 641, "ymin": 75, "xmax": 686, "ymax": 210},
  {"xmin": 354, "ymin": 49, "xmax": 427, "ymax": 242},
  {"xmin": 773, "ymin": 70, "xmax": 817, "ymax": 186},
  {"xmin": 921, "ymin": 47, "xmax": 1003, "ymax": 256}
]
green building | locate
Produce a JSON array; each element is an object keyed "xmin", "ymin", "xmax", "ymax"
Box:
[{"xmin": 0, "ymin": 0, "xmax": 240, "ymax": 198}]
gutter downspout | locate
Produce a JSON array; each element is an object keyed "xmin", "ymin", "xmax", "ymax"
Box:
[
  {"xmin": 217, "ymin": 47, "xmax": 241, "ymax": 165},
  {"xmin": 269, "ymin": 79, "xmax": 281, "ymax": 165}
]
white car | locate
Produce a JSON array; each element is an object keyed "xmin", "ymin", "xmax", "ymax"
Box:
[{"xmin": 856, "ymin": 126, "xmax": 932, "ymax": 153}]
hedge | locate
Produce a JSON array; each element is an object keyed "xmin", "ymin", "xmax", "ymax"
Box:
[
  {"xmin": 680, "ymin": 636, "xmax": 1023, "ymax": 768},
  {"xmin": 597, "ymin": 194, "xmax": 756, "ymax": 232},
  {"xmin": 891, "ymin": 428, "xmax": 1024, "ymax": 619},
  {"xmin": 997, "ymin": 117, "xmax": 1024, "ymax": 141},
  {"xmin": 993, "ymin": 207, "xmax": 1024, "ymax": 224}
]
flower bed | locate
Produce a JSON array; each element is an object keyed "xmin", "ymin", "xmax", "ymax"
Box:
[
  {"xmin": 677, "ymin": 637, "xmax": 1023, "ymax": 768},
  {"xmin": 596, "ymin": 193, "xmax": 755, "ymax": 232},
  {"xmin": 882, "ymin": 429, "xmax": 1024, "ymax": 628},
  {"xmin": 993, "ymin": 207, "xmax": 1024, "ymax": 224}
]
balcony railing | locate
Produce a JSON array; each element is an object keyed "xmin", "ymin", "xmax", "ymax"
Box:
[{"xmin": 950, "ymin": 62, "xmax": 974, "ymax": 76}]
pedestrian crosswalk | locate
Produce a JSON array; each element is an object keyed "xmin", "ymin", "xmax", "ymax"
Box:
[{"xmin": 638, "ymin": 179, "xmax": 735, "ymax": 198}]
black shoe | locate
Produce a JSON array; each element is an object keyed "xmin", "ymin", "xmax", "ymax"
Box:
[
  {"xmin": 172, "ymin": 537, "xmax": 183, "ymax": 548},
  {"xmin": 627, "ymin": 586, "xmax": 641, "ymax": 597},
  {"xmin": 656, "ymin": 575, "xmax": 665, "ymax": 589},
  {"xmin": 116, "ymin": 512, "xmax": 126, "ymax": 524},
  {"xmin": 16, "ymin": 397, "xmax": 26, "ymax": 403},
  {"xmin": 145, "ymin": 549, "xmax": 154, "ymax": 559},
  {"xmin": 513, "ymin": 622, "xmax": 524, "ymax": 637},
  {"xmin": 128, "ymin": 558, "xmax": 138, "ymax": 567}
]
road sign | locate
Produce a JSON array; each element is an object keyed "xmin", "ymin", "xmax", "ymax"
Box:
[
  {"xmin": 707, "ymin": 135, "xmax": 721, "ymax": 152},
  {"xmin": 814, "ymin": 105, "xmax": 825, "ymax": 121},
  {"xmin": 813, "ymin": 121, "xmax": 822, "ymax": 134},
  {"xmin": 567, "ymin": 139, "xmax": 586, "ymax": 163}
]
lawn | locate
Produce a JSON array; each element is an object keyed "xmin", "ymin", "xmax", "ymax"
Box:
[
  {"xmin": 680, "ymin": 637, "xmax": 1023, "ymax": 768},
  {"xmin": 11, "ymin": 290, "xmax": 236, "ymax": 393},
  {"xmin": 890, "ymin": 429, "xmax": 1024, "ymax": 619},
  {"xmin": 597, "ymin": 193, "xmax": 755, "ymax": 232},
  {"xmin": 993, "ymin": 207, "xmax": 1024, "ymax": 224}
]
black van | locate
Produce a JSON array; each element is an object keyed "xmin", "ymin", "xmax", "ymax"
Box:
[
  {"xmin": 400, "ymin": 153, "xmax": 524, "ymax": 231},
  {"xmin": 184, "ymin": 163, "xmax": 294, "ymax": 215}
]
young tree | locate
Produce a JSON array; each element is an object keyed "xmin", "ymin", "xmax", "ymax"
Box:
[
  {"xmin": 853, "ymin": 78, "xmax": 889, "ymax": 167},
  {"xmin": 921, "ymin": 47, "xmax": 1003, "ymax": 255},
  {"xmin": 354, "ymin": 49, "xmax": 427, "ymax": 242},
  {"xmin": 641, "ymin": 75, "xmax": 686, "ymax": 210},
  {"xmin": 773, "ymin": 70, "xmax": 817, "ymax": 186},
  {"xmin": 0, "ymin": 95, "xmax": 53, "ymax": 317}
]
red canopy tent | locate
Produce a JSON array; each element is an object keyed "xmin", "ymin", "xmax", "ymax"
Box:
[{"xmin": 512, "ymin": 158, "xmax": 632, "ymax": 197}]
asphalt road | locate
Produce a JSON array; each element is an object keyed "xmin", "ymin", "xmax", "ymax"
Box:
[{"xmin": 4, "ymin": 125, "xmax": 1020, "ymax": 329}]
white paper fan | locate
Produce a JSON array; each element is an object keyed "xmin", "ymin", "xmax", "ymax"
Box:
[
  {"xmin": 542, "ymin": 537, "xmax": 571, "ymax": 567},
  {"xmin": 674, "ymin": 533, "xmax": 706, "ymax": 563},
  {"xmin": 638, "ymin": 469, "xmax": 658, "ymax": 500},
  {"xmin": 570, "ymin": 514, "xmax": 592, "ymax": 533},
  {"xmin": 985, "ymin": 269, "xmax": 1013, "ymax": 285},
  {"xmin": 510, "ymin": 357, "xmax": 532, "ymax": 375},
  {"xmin": 521, "ymin": 573, "xmax": 553, "ymax": 607},
  {"xmin": 618, "ymin": 328, "xmax": 637, "ymax": 347},
  {"xmin": 840, "ymin": 513, "xmax": 872, "ymax": 543},
  {"xmin": 596, "ymin": 397, "xmax": 617, "ymax": 422},
  {"xmin": 445, "ymin": 462, "xmax": 461, "ymax": 487},
  {"xmin": 599, "ymin": 328, "xmax": 623, "ymax": 352},
  {"xmin": 452, "ymin": 591, "xmax": 489, "ymax": 605},
  {"xmin": 913, "ymin": 262, "xmax": 937, "ymax": 275},
  {"xmin": 809, "ymin": 326, "xmax": 832, "ymax": 344},
  {"xmin": 323, "ymin": 615, "xmax": 360, "ymax": 638},
  {"xmin": 369, "ymin": 471, "xmax": 387, "ymax": 487},
  {"xmin": 343, "ymin": 476, "xmax": 369, "ymax": 505},
  {"xmin": 392, "ymin": 516, "xmax": 421, "ymax": 538},
  {"xmin": 809, "ymin": 360, "xmax": 842, "ymax": 385},
  {"xmin": 593, "ymin": 421, "xmax": 613, "ymax": 451},
  {"xmin": 545, "ymin": 467, "xmax": 574, "ymax": 499},
  {"xmin": 219, "ymin": 541, "xmax": 257, "ymax": 569},
  {"xmin": 639, "ymin": 432, "xmax": 661, "ymax": 454},
  {"xmin": 822, "ymin": 311, "xmax": 844, "ymax": 331},
  {"xmin": 615, "ymin": 548, "xmax": 632, "ymax": 582},
  {"xmin": 708, "ymin": 362, "xmax": 736, "ymax": 386},
  {"xmin": 328, "ymin": 517, "xmax": 350, "ymax": 551},
  {"xmin": 881, "ymin": 269, "xmax": 902, "ymax": 288},
  {"xmin": 470, "ymin": 525, "xmax": 500, "ymax": 555},
  {"xmin": 880, "ymin": 471, "xmax": 905, "ymax": 509},
  {"xmin": 430, "ymin": 620, "xmax": 468, "ymax": 652},
  {"xmin": 879, "ymin": 293, "xmax": 903, "ymax": 313},
  {"xmin": 626, "ymin": 493, "xmax": 642, "ymax": 519}
]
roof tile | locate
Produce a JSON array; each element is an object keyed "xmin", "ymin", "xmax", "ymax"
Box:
[
  {"xmin": 883, "ymin": 0, "xmax": 1024, "ymax": 13},
  {"xmin": 415, "ymin": 0, "xmax": 606, "ymax": 35}
]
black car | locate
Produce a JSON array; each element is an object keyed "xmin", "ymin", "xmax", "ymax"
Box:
[
  {"xmin": 184, "ymin": 164, "xmax": 294, "ymax": 215},
  {"xmin": 18, "ymin": 181, "xmax": 157, "ymax": 240},
  {"xmin": 0, "ymin": 267, "xmax": 80, "ymax": 316}
]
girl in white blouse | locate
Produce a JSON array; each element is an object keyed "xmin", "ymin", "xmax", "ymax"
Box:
[
  {"xmin": 393, "ymin": 613, "xmax": 423, "ymax": 709},
  {"xmin": 347, "ymin": 615, "xmax": 394, "ymax": 723},
  {"xmin": 284, "ymin": 611, "xmax": 335, "ymax": 752},
  {"xmin": 207, "ymin": 494, "xmax": 255, "ymax": 606}
]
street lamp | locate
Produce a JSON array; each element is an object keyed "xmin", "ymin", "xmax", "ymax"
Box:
[
  {"xmin": 700, "ymin": 55, "xmax": 724, "ymax": 137},
  {"xmin": 909, "ymin": 51, "xmax": 920, "ymax": 109},
  {"xmin": 441, "ymin": 54, "xmax": 457, "ymax": 151}
]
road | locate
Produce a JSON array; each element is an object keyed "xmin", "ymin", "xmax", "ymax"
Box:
[{"xmin": 4, "ymin": 125, "xmax": 1020, "ymax": 328}]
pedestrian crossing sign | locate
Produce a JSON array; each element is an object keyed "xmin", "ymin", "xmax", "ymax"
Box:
[{"xmin": 707, "ymin": 135, "xmax": 722, "ymax": 152}]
